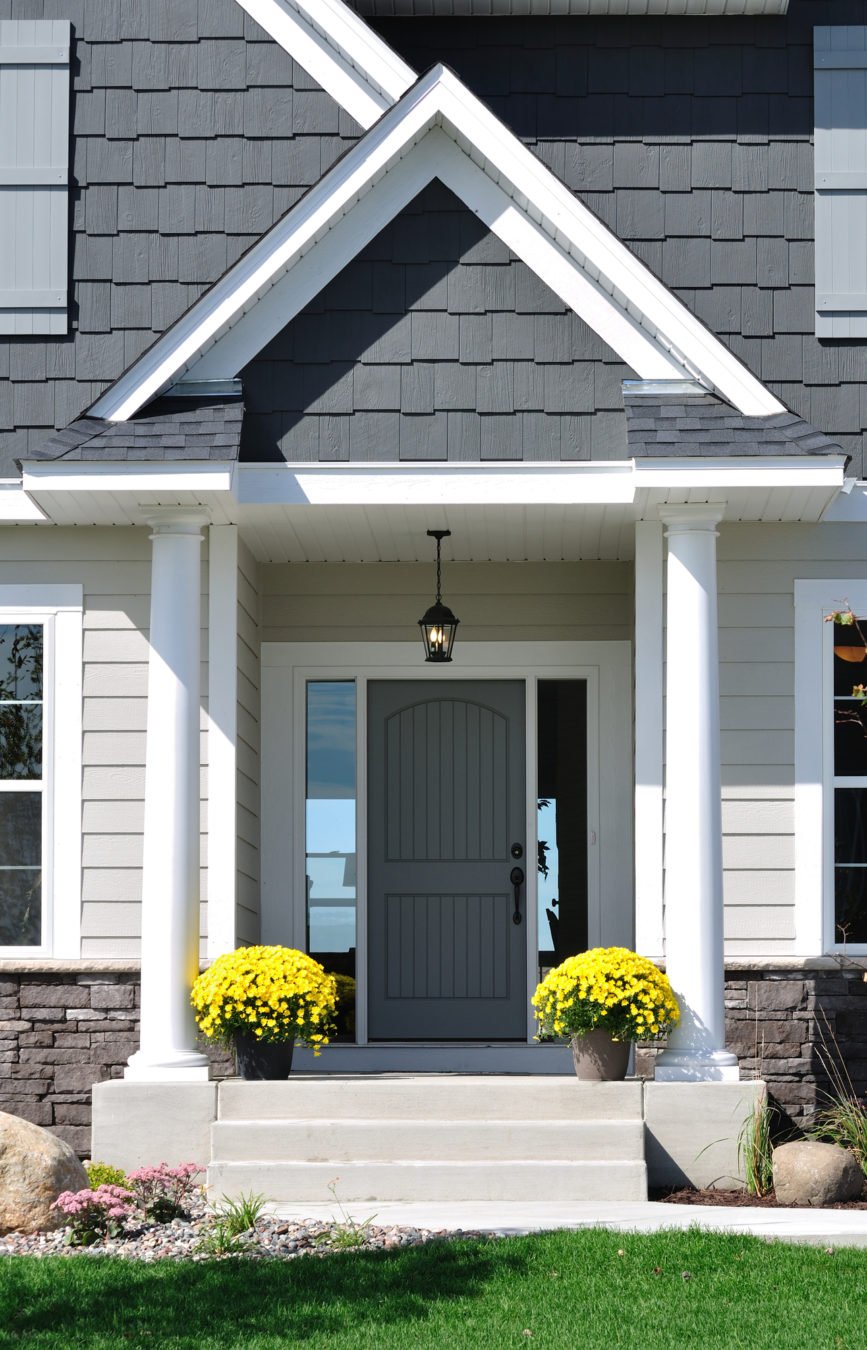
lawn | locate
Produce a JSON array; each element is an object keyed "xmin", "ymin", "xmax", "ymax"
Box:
[{"xmin": 1, "ymin": 1228, "xmax": 865, "ymax": 1350}]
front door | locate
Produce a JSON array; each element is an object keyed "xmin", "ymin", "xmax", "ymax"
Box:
[{"xmin": 367, "ymin": 680, "xmax": 527, "ymax": 1040}]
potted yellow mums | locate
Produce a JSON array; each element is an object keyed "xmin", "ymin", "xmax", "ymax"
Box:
[
  {"xmin": 191, "ymin": 946, "xmax": 338, "ymax": 1080},
  {"xmin": 532, "ymin": 947, "xmax": 680, "ymax": 1080}
]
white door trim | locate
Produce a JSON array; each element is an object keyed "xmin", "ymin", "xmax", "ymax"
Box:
[{"xmin": 261, "ymin": 640, "xmax": 633, "ymax": 1046}]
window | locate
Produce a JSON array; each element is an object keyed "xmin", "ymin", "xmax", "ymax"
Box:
[
  {"xmin": 0, "ymin": 588, "xmax": 82, "ymax": 958},
  {"xmin": 0, "ymin": 624, "xmax": 43, "ymax": 945},
  {"xmin": 795, "ymin": 580, "xmax": 867, "ymax": 955}
]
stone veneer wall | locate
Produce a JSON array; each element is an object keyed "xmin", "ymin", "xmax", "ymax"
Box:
[
  {"xmin": 2, "ymin": 967, "xmax": 865, "ymax": 1155},
  {"xmin": 0, "ymin": 971, "xmax": 232, "ymax": 1157},
  {"xmin": 636, "ymin": 966, "xmax": 867, "ymax": 1130}
]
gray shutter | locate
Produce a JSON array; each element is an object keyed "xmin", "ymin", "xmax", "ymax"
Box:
[
  {"xmin": 814, "ymin": 26, "xmax": 867, "ymax": 338},
  {"xmin": 0, "ymin": 20, "xmax": 70, "ymax": 336}
]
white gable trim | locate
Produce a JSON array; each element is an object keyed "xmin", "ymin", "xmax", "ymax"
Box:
[
  {"xmin": 235, "ymin": 0, "xmax": 413, "ymax": 129},
  {"xmin": 91, "ymin": 68, "xmax": 784, "ymax": 423}
]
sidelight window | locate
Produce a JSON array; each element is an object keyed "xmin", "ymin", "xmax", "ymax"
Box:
[
  {"xmin": 832, "ymin": 616, "xmax": 867, "ymax": 944},
  {"xmin": 0, "ymin": 624, "xmax": 43, "ymax": 947}
]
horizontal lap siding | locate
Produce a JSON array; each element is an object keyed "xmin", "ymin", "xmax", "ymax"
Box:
[
  {"xmin": 260, "ymin": 560, "xmax": 633, "ymax": 643},
  {"xmin": 237, "ymin": 537, "xmax": 260, "ymax": 945},
  {"xmin": 718, "ymin": 522, "xmax": 867, "ymax": 954},
  {"xmin": 0, "ymin": 526, "xmax": 209, "ymax": 957}
]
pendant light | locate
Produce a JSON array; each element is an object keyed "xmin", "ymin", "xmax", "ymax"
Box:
[{"xmin": 419, "ymin": 529, "xmax": 459, "ymax": 663}]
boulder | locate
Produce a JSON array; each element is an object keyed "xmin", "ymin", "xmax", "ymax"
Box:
[
  {"xmin": 772, "ymin": 1140, "xmax": 864, "ymax": 1207},
  {"xmin": 0, "ymin": 1110, "xmax": 88, "ymax": 1233}
]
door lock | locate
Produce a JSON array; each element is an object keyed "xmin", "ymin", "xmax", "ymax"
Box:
[
  {"xmin": 510, "ymin": 843, "xmax": 523, "ymax": 859},
  {"xmin": 510, "ymin": 866, "xmax": 524, "ymax": 926}
]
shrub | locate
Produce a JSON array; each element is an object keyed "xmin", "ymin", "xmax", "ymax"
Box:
[
  {"xmin": 532, "ymin": 946, "xmax": 680, "ymax": 1042},
  {"xmin": 84, "ymin": 1161, "xmax": 127, "ymax": 1190},
  {"xmin": 52, "ymin": 1185, "xmax": 135, "ymax": 1247},
  {"xmin": 191, "ymin": 946, "xmax": 338, "ymax": 1053},
  {"xmin": 126, "ymin": 1162, "xmax": 203, "ymax": 1223}
]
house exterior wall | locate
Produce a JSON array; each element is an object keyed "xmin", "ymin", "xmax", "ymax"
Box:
[
  {"xmin": 375, "ymin": 4, "xmax": 867, "ymax": 477},
  {"xmin": 0, "ymin": 526, "xmax": 209, "ymax": 958},
  {"xmin": 259, "ymin": 561, "xmax": 634, "ymax": 643},
  {"xmin": 0, "ymin": 0, "xmax": 357, "ymax": 475}
]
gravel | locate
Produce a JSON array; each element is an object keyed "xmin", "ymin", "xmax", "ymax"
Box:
[{"xmin": 0, "ymin": 1198, "xmax": 484, "ymax": 1262}]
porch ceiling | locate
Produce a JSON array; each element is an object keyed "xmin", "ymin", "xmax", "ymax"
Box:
[{"xmin": 15, "ymin": 454, "xmax": 847, "ymax": 561}]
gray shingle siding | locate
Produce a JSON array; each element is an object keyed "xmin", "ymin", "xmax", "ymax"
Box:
[
  {"xmin": 1, "ymin": 1, "xmax": 863, "ymax": 470},
  {"xmin": 372, "ymin": 2, "xmax": 867, "ymax": 473},
  {"xmin": 239, "ymin": 181, "xmax": 634, "ymax": 463},
  {"xmin": 0, "ymin": 0, "xmax": 359, "ymax": 475}
]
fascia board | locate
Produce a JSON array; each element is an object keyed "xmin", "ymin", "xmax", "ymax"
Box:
[
  {"xmin": 20, "ymin": 461, "xmax": 236, "ymax": 494},
  {"xmin": 235, "ymin": 0, "xmax": 413, "ymax": 128},
  {"xmin": 236, "ymin": 461, "xmax": 636, "ymax": 506},
  {"xmin": 632, "ymin": 456, "xmax": 847, "ymax": 489}
]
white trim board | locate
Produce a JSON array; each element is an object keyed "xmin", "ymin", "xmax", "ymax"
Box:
[
  {"xmin": 794, "ymin": 579, "xmax": 867, "ymax": 957},
  {"xmin": 206, "ymin": 526, "xmax": 239, "ymax": 959},
  {"xmin": 260, "ymin": 640, "xmax": 632, "ymax": 1045},
  {"xmin": 235, "ymin": 0, "xmax": 414, "ymax": 129},
  {"xmin": 0, "ymin": 585, "xmax": 83, "ymax": 961},
  {"xmin": 89, "ymin": 66, "xmax": 783, "ymax": 424}
]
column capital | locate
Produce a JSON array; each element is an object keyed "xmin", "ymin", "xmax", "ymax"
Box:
[
  {"xmin": 142, "ymin": 507, "xmax": 210, "ymax": 536},
  {"xmin": 658, "ymin": 504, "xmax": 725, "ymax": 534}
]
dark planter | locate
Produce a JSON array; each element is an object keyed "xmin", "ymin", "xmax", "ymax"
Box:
[
  {"xmin": 570, "ymin": 1030, "xmax": 630, "ymax": 1081},
  {"xmin": 233, "ymin": 1033, "xmax": 295, "ymax": 1080}
]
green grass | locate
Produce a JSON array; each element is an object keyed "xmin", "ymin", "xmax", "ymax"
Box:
[{"xmin": 1, "ymin": 1229, "xmax": 866, "ymax": 1350}]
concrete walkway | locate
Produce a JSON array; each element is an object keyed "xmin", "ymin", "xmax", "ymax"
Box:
[{"xmin": 271, "ymin": 1200, "xmax": 867, "ymax": 1247}]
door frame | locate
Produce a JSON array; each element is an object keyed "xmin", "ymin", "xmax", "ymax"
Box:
[{"xmin": 261, "ymin": 640, "xmax": 632, "ymax": 1046}]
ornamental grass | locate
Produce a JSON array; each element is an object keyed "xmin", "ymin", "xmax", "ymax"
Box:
[
  {"xmin": 532, "ymin": 946, "xmax": 680, "ymax": 1042},
  {"xmin": 191, "ymin": 946, "xmax": 337, "ymax": 1053}
]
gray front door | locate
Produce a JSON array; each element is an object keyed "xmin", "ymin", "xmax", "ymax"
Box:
[{"xmin": 367, "ymin": 680, "xmax": 527, "ymax": 1041}]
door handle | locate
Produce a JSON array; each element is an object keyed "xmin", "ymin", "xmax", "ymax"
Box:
[{"xmin": 510, "ymin": 866, "xmax": 524, "ymax": 926}]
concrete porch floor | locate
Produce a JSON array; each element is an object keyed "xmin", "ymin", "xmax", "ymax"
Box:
[{"xmin": 263, "ymin": 1200, "xmax": 867, "ymax": 1248}]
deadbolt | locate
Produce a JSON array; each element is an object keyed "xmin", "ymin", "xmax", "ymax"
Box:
[{"xmin": 510, "ymin": 842, "xmax": 523, "ymax": 860}]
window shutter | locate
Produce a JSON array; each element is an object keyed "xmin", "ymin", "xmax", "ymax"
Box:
[
  {"xmin": 814, "ymin": 26, "xmax": 867, "ymax": 338},
  {"xmin": 0, "ymin": 20, "xmax": 70, "ymax": 336}
]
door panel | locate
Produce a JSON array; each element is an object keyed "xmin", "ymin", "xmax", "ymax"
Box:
[{"xmin": 368, "ymin": 680, "xmax": 526, "ymax": 1040}]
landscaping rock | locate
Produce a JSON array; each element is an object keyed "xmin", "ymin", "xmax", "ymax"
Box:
[
  {"xmin": 772, "ymin": 1141, "xmax": 864, "ymax": 1207},
  {"xmin": 0, "ymin": 1110, "xmax": 88, "ymax": 1233}
]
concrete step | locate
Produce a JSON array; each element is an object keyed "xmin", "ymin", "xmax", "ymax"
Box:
[
  {"xmin": 211, "ymin": 1117, "xmax": 645, "ymax": 1164},
  {"xmin": 217, "ymin": 1076, "xmax": 643, "ymax": 1123},
  {"xmin": 208, "ymin": 1159, "xmax": 648, "ymax": 1204}
]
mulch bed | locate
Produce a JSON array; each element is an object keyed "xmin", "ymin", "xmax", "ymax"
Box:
[{"xmin": 654, "ymin": 1186, "xmax": 867, "ymax": 1210}]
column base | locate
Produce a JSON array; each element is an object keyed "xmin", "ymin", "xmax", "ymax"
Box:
[
  {"xmin": 125, "ymin": 1049, "xmax": 211, "ymax": 1083},
  {"xmin": 654, "ymin": 1048, "xmax": 739, "ymax": 1083}
]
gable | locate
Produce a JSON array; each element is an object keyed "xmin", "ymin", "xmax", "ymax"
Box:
[{"xmin": 241, "ymin": 180, "xmax": 634, "ymax": 462}]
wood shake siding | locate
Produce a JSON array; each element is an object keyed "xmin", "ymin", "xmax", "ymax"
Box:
[{"xmin": 236, "ymin": 537, "xmax": 260, "ymax": 945}]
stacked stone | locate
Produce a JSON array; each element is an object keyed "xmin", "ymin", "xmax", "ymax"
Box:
[{"xmin": 0, "ymin": 973, "xmax": 232, "ymax": 1157}]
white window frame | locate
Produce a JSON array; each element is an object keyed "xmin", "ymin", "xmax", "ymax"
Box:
[
  {"xmin": 795, "ymin": 578, "xmax": 867, "ymax": 956},
  {"xmin": 260, "ymin": 640, "xmax": 633, "ymax": 1045},
  {"xmin": 0, "ymin": 584, "xmax": 82, "ymax": 959}
]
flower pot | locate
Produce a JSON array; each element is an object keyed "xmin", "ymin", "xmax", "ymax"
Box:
[
  {"xmin": 570, "ymin": 1029, "xmax": 630, "ymax": 1081},
  {"xmin": 234, "ymin": 1033, "xmax": 295, "ymax": 1080}
]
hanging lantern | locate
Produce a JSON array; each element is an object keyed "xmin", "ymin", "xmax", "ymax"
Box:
[{"xmin": 419, "ymin": 529, "xmax": 459, "ymax": 663}]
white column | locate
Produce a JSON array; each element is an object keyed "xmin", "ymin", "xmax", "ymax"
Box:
[
  {"xmin": 655, "ymin": 506, "xmax": 738, "ymax": 1083},
  {"xmin": 634, "ymin": 520, "xmax": 664, "ymax": 959},
  {"xmin": 126, "ymin": 511, "xmax": 210, "ymax": 1081}
]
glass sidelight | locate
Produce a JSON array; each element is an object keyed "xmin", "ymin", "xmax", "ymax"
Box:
[
  {"xmin": 305, "ymin": 681, "xmax": 357, "ymax": 1039},
  {"xmin": 537, "ymin": 679, "xmax": 588, "ymax": 977}
]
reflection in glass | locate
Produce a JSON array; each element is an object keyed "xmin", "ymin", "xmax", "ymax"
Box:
[
  {"xmin": 834, "ymin": 867, "xmax": 867, "ymax": 944},
  {"xmin": 306, "ymin": 682, "xmax": 356, "ymax": 1040},
  {"xmin": 0, "ymin": 625, "xmax": 42, "ymax": 701},
  {"xmin": 0, "ymin": 794, "xmax": 41, "ymax": 867},
  {"xmin": 0, "ymin": 706, "xmax": 42, "ymax": 780},
  {"xmin": 537, "ymin": 681, "xmax": 587, "ymax": 977},
  {"xmin": 0, "ymin": 869, "xmax": 41, "ymax": 946}
]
